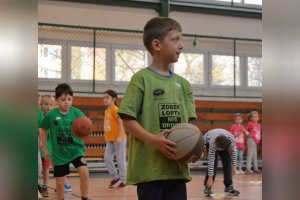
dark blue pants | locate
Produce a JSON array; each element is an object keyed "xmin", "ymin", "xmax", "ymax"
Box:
[
  {"xmin": 137, "ymin": 179, "xmax": 187, "ymax": 200},
  {"xmin": 204, "ymin": 144, "xmax": 233, "ymax": 187}
]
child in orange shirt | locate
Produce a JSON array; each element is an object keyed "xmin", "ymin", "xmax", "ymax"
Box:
[{"xmin": 103, "ymin": 90, "xmax": 127, "ymax": 188}]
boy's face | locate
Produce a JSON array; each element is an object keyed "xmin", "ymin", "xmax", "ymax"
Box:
[
  {"xmin": 159, "ymin": 30, "xmax": 184, "ymax": 63},
  {"xmin": 235, "ymin": 116, "xmax": 243, "ymax": 124},
  {"xmin": 56, "ymin": 93, "xmax": 73, "ymax": 113},
  {"xmin": 41, "ymin": 97, "xmax": 54, "ymax": 114}
]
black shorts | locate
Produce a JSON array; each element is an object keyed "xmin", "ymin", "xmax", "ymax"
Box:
[
  {"xmin": 137, "ymin": 179, "xmax": 187, "ymax": 200},
  {"xmin": 53, "ymin": 156, "xmax": 87, "ymax": 177}
]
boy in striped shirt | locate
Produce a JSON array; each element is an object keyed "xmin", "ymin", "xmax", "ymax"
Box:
[{"xmin": 203, "ymin": 129, "xmax": 240, "ymax": 196}]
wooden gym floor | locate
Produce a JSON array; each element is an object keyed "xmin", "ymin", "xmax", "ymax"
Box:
[{"xmin": 42, "ymin": 170, "xmax": 262, "ymax": 200}]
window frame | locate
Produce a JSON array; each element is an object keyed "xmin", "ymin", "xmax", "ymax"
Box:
[
  {"xmin": 173, "ymin": 48, "xmax": 209, "ymax": 88},
  {"xmin": 67, "ymin": 40, "xmax": 111, "ymax": 85},
  {"xmin": 209, "ymin": 51, "xmax": 244, "ymax": 89},
  {"xmin": 38, "ymin": 39, "xmax": 67, "ymax": 82},
  {"xmin": 111, "ymin": 44, "xmax": 149, "ymax": 85},
  {"xmin": 245, "ymin": 54, "xmax": 262, "ymax": 89}
]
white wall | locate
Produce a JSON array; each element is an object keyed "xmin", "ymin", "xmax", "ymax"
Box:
[{"xmin": 38, "ymin": 0, "xmax": 262, "ymax": 39}]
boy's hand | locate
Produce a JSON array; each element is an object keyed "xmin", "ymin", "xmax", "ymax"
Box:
[
  {"xmin": 207, "ymin": 176, "xmax": 214, "ymax": 188},
  {"xmin": 150, "ymin": 129, "xmax": 177, "ymax": 159},
  {"xmin": 116, "ymin": 137, "xmax": 122, "ymax": 145},
  {"xmin": 201, "ymin": 146, "xmax": 208, "ymax": 159},
  {"xmin": 232, "ymin": 166, "xmax": 237, "ymax": 175},
  {"xmin": 43, "ymin": 149, "xmax": 51, "ymax": 161}
]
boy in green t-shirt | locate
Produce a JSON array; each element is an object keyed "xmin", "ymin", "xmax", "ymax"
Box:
[
  {"xmin": 40, "ymin": 83, "xmax": 89, "ymax": 200},
  {"xmin": 118, "ymin": 17, "xmax": 197, "ymax": 200}
]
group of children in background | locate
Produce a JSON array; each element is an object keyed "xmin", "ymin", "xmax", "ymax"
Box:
[
  {"xmin": 230, "ymin": 111, "xmax": 262, "ymax": 175},
  {"xmin": 38, "ymin": 86, "xmax": 126, "ymax": 200}
]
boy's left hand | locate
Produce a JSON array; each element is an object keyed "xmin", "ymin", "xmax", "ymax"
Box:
[
  {"xmin": 116, "ymin": 137, "xmax": 122, "ymax": 144},
  {"xmin": 232, "ymin": 166, "xmax": 237, "ymax": 175}
]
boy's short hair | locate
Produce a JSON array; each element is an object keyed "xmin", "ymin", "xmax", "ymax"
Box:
[
  {"xmin": 143, "ymin": 17, "xmax": 182, "ymax": 54},
  {"xmin": 55, "ymin": 83, "xmax": 73, "ymax": 99},
  {"xmin": 41, "ymin": 95, "xmax": 53, "ymax": 103},
  {"xmin": 215, "ymin": 135, "xmax": 231, "ymax": 150}
]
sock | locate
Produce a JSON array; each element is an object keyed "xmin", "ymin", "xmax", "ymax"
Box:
[{"xmin": 81, "ymin": 197, "xmax": 88, "ymax": 200}]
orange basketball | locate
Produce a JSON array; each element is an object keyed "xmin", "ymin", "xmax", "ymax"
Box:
[
  {"xmin": 166, "ymin": 123, "xmax": 204, "ymax": 163},
  {"xmin": 72, "ymin": 117, "xmax": 92, "ymax": 138}
]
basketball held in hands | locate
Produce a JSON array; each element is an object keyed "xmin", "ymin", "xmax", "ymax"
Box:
[
  {"xmin": 166, "ymin": 123, "xmax": 204, "ymax": 163},
  {"xmin": 72, "ymin": 117, "xmax": 92, "ymax": 138}
]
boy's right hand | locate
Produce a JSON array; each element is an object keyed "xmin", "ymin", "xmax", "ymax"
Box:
[
  {"xmin": 43, "ymin": 149, "xmax": 51, "ymax": 161},
  {"xmin": 150, "ymin": 129, "xmax": 177, "ymax": 159}
]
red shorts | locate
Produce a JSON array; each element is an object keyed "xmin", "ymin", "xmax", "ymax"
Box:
[{"xmin": 42, "ymin": 157, "xmax": 52, "ymax": 168}]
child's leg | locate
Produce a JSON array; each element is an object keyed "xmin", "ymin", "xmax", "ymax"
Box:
[
  {"xmin": 165, "ymin": 179, "xmax": 187, "ymax": 200},
  {"xmin": 253, "ymin": 143, "xmax": 258, "ymax": 170},
  {"xmin": 246, "ymin": 138, "xmax": 255, "ymax": 171},
  {"xmin": 77, "ymin": 166, "xmax": 89, "ymax": 198},
  {"xmin": 72, "ymin": 156, "xmax": 89, "ymax": 198},
  {"xmin": 54, "ymin": 162, "xmax": 71, "ymax": 199},
  {"xmin": 237, "ymin": 149, "xmax": 243, "ymax": 170},
  {"xmin": 204, "ymin": 151, "xmax": 218, "ymax": 186},
  {"xmin": 38, "ymin": 150, "xmax": 42, "ymax": 184},
  {"xmin": 56, "ymin": 176, "xmax": 65, "ymax": 200},
  {"xmin": 219, "ymin": 150, "xmax": 233, "ymax": 187},
  {"xmin": 104, "ymin": 142, "xmax": 118, "ymax": 179},
  {"xmin": 114, "ymin": 138, "xmax": 127, "ymax": 184},
  {"xmin": 42, "ymin": 158, "xmax": 52, "ymax": 185}
]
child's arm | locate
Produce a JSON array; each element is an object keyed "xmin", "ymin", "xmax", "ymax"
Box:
[
  {"xmin": 122, "ymin": 119, "xmax": 177, "ymax": 159},
  {"xmin": 230, "ymin": 141, "xmax": 238, "ymax": 174},
  {"xmin": 40, "ymin": 128, "xmax": 50, "ymax": 161},
  {"xmin": 206, "ymin": 146, "xmax": 217, "ymax": 188},
  {"xmin": 116, "ymin": 117, "xmax": 125, "ymax": 144}
]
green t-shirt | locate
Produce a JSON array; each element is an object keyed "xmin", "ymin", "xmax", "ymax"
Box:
[
  {"xmin": 40, "ymin": 106, "xmax": 85, "ymax": 165},
  {"xmin": 38, "ymin": 107, "xmax": 44, "ymax": 128},
  {"xmin": 38, "ymin": 107, "xmax": 52, "ymax": 156},
  {"xmin": 118, "ymin": 68, "xmax": 196, "ymax": 185}
]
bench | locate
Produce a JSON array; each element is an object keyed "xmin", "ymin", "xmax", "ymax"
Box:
[{"xmin": 72, "ymin": 97, "xmax": 262, "ymax": 161}]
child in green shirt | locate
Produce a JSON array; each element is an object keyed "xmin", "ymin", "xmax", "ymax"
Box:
[
  {"xmin": 40, "ymin": 83, "xmax": 89, "ymax": 200},
  {"xmin": 118, "ymin": 17, "xmax": 196, "ymax": 200}
]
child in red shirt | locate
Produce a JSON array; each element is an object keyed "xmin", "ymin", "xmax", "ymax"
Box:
[
  {"xmin": 245, "ymin": 111, "xmax": 261, "ymax": 174},
  {"xmin": 230, "ymin": 113, "xmax": 248, "ymax": 175}
]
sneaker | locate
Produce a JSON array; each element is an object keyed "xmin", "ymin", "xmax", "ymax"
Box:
[
  {"xmin": 245, "ymin": 169, "xmax": 254, "ymax": 174},
  {"xmin": 41, "ymin": 186, "xmax": 50, "ymax": 197},
  {"xmin": 239, "ymin": 170, "xmax": 245, "ymax": 174},
  {"xmin": 38, "ymin": 185, "xmax": 42, "ymax": 193},
  {"xmin": 204, "ymin": 186, "xmax": 213, "ymax": 197},
  {"xmin": 253, "ymin": 169, "xmax": 261, "ymax": 174},
  {"xmin": 64, "ymin": 184, "xmax": 72, "ymax": 192},
  {"xmin": 109, "ymin": 178, "xmax": 121, "ymax": 188},
  {"xmin": 115, "ymin": 182, "xmax": 127, "ymax": 189},
  {"xmin": 225, "ymin": 185, "xmax": 240, "ymax": 196},
  {"xmin": 236, "ymin": 170, "xmax": 240, "ymax": 175}
]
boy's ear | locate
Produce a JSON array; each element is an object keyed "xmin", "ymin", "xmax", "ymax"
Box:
[{"xmin": 152, "ymin": 39, "xmax": 161, "ymax": 51}]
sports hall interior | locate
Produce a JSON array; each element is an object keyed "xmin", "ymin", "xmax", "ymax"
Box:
[{"xmin": 38, "ymin": 0, "xmax": 262, "ymax": 199}]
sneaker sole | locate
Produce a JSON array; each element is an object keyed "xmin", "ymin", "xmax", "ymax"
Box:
[{"xmin": 225, "ymin": 192, "xmax": 240, "ymax": 196}]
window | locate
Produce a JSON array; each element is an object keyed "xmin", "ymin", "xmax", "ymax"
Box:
[
  {"xmin": 244, "ymin": 0, "xmax": 262, "ymax": 5},
  {"xmin": 115, "ymin": 49, "xmax": 148, "ymax": 81},
  {"xmin": 71, "ymin": 46, "xmax": 106, "ymax": 81},
  {"xmin": 211, "ymin": 55, "xmax": 240, "ymax": 86},
  {"xmin": 174, "ymin": 53, "xmax": 204, "ymax": 84},
  {"xmin": 38, "ymin": 44, "xmax": 62, "ymax": 78},
  {"xmin": 247, "ymin": 57, "xmax": 262, "ymax": 87}
]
